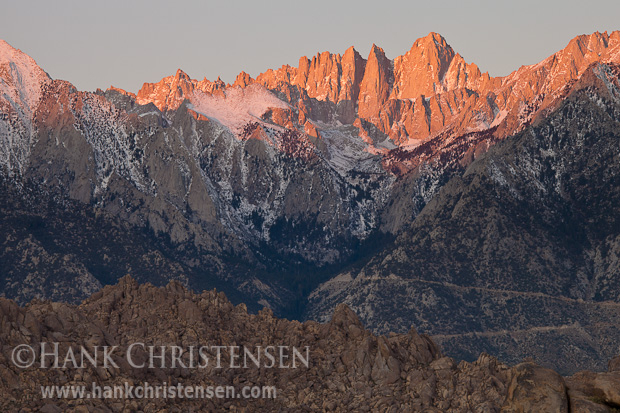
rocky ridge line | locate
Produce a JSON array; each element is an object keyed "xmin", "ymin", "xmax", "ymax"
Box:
[
  {"xmin": 126, "ymin": 31, "xmax": 620, "ymax": 154},
  {"xmin": 1, "ymin": 277, "xmax": 619, "ymax": 412}
]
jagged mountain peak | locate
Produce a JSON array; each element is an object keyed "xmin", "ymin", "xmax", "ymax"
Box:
[
  {"xmin": 570, "ymin": 30, "xmax": 613, "ymax": 50},
  {"xmin": 368, "ymin": 43, "xmax": 387, "ymax": 58},
  {"xmin": 389, "ymin": 32, "xmax": 490, "ymax": 106},
  {"xmin": 343, "ymin": 45, "xmax": 358, "ymax": 55},
  {"xmin": 415, "ymin": 31, "xmax": 451, "ymax": 49},
  {"xmin": 135, "ymin": 67, "xmax": 230, "ymax": 111},
  {"xmin": 0, "ymin": 39, "xmax": 31, "ymax": 62},
  {"xmin": 609, "ymin": 30, "xmax": 620, "ymax": 47},
  {"xmin": 556, "ymin": 31, "xmax": 615, "ymax": 69},
  {"xmin": 519, "ymin": 31, "xmax": 620, "ymax": 73},
  {"xmin": 174, "ymin": 67, "xmax": 191, "ymax": 80},
  {"xmin": 357, "ymin": 43, "xmax": 393, "ymax": 122},
  {"xmin": 232, "ymin": 70, "xmax": 253, "ymax": 88},
  {"xmin": 412, "ymin": 32, "xmax": 455, "ymax": 68}
]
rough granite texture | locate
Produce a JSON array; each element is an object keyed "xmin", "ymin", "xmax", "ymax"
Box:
[{"xmin": 1, "ymin": 278, "xmax": 619, "ymax": 412}]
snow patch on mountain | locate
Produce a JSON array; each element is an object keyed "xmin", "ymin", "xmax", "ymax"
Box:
[
  {"xmin": 319, "ymin": 126, "xmax": 380, "ymax": 175},
  {"xmin": 188, "ymin": 84, "xmax": 290, "ymax": 135},
  {"xmin": 0, "ymin": 40, "xmax": 51, "ymax": 112},
  {"xmin": 593, "ymin": 63, "xmax": 620, "ymax": 103},
  {"xmin": 69, "ymin": 93, "xmax": 155, "ymax": 196}
]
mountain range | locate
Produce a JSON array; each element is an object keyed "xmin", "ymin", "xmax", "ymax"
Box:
[{"xmin": 1, "ymin": 31, "xmax": 620, "ymax": 374}]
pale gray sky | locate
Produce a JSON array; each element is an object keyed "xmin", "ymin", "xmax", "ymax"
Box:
[{"xmin": 2, "ymin": 0, "xmax": 619, "ymax": 93}]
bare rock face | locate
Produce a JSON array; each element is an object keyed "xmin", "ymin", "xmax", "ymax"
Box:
[
  {"xmin": 136, "ymin": 68, "xmax": 195, "ymax": 111},
  {"xmin": 389, "ymin": 32, "xmax": 486, "ymax": 100},
  {"xmin": 502, "ymin": 362, "xmax": 569, "ymax": 412},
  {"xmin": 299, "ymin": 51, "xmax": 342, "ymax": 103},
  {"xmin": 135, "ymin": 69, "xmax": 226, "ymax": 111},
  {"xmin": 357, "ymin": 44, "xmax": 393, "ymax": 123},
  {"xmin": 233, "ymin": 71, "xmax": 253, "ymax": 88},
  {"xmin": 336, "ymin": 46, "xmax": 366, "ymax": 124},
  {"xmin": 566, "ymin": 370, "xmax": 620, "ymax": 412},
  {"xmin": 338, "ymin": 46, "xmax": 366, "ymax": 102},
  {"xmin": 609, "ymin": 356, "xmax": 620, "ymax": 372}
]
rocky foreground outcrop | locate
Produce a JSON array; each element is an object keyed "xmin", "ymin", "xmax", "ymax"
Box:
[{"xmin": 0, "ymin": 278, "xmax": 618, "ymax": 412}]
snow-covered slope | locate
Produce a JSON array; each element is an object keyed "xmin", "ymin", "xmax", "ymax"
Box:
[
  {"xmin": 189, "ymin": 84, "xmax": 290, "ymax": 134},
  {"xmin": 0, "ymin": 40, "xmax": 50, "ymax": 111},
  {"xmin": 0, "ymin": 40, "xmax": 51, "ymax": 174}
]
